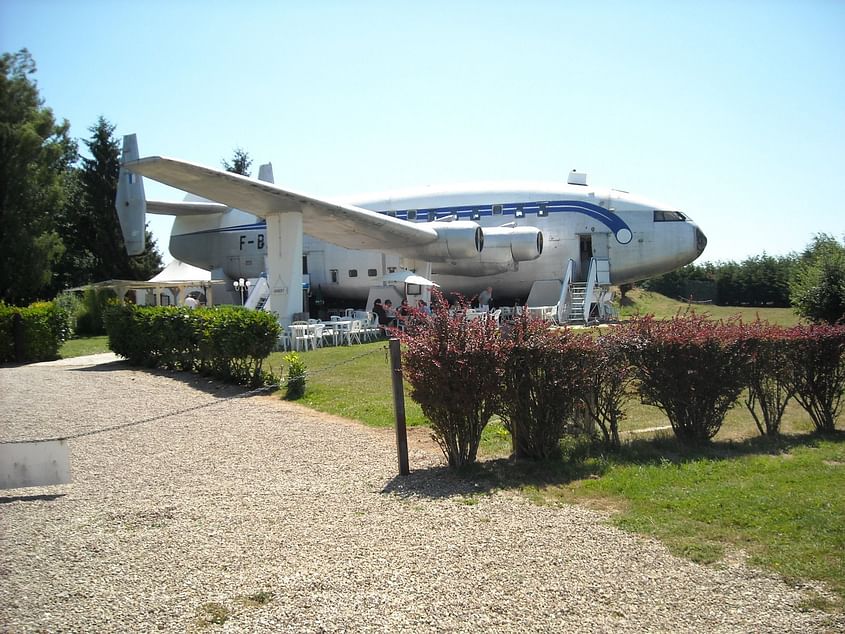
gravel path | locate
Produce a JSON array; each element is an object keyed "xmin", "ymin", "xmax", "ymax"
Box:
[{"xmin": 1, "ymin": 356, "xmax": 841, "ymax": 633}]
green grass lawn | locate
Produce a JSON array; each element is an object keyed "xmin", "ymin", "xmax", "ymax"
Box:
[
  {"xmin": 267, "ymin": 341, "xmax": 428, "ymax": 428},
  {"xmin": 59, "ymin": 335, "xmax": 109, "ymax": 358},
  {"xmin": 620, "ymin": 288, "xmax": 801, "ymax": 326},
  {"xmin": 520, "ymin": 434, "xmax": 845, "ymax": 611}
]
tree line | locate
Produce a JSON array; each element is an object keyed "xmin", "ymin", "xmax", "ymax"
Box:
[
  {"xmin": 0, "ymin": 49, "xmax": 164, "ymax": 305},
  {"xmin": 0, "ymin": 48, "xmax": 254, "ymax": 307},
  {"xmin": 640, "ymin": 234, "xmax": 845, "ymax": 324}
]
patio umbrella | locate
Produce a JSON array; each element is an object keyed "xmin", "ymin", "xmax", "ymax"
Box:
[{"xmin": 381, "ymin": 270, "xmax": 439, "ymax": 287}]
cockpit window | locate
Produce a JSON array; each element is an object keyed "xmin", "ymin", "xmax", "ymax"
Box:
[{"xmin": 654, "ymin": 210, "xmax": 687, "ymax": 222}]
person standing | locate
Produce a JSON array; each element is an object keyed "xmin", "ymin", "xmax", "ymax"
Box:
[{"xmin": 477, "ymin": 286, "xmax": 493, "ymax": 311}]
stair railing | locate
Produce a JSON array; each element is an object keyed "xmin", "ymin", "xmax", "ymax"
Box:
[
  {"xmin": 583, "ymin": 258, "xmax": 598, "ymax": 323},
  {"xmin": 557, "ymin": 258, "xmax": 576, "ymax": 324}
]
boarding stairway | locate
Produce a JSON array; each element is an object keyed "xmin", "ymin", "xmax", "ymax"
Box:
[
  {"xmin": 244, "ymin": 275, "xmax": 271, "ymax": 311},
  {"xmin": 525, "ymin": 257, "xmax": 613, "ymax": 325},
  {"xmin": 566, "ymin": 282, "xmax": 589, "ymax": 323}
]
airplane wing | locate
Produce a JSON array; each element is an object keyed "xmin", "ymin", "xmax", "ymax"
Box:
[
  {"xmin": 124, "ymin": 156, "xmax": 440, "ymax": 251},
  {"xmin": 147, "ymin": 200, "xmax": 228, "ymax": 216}
]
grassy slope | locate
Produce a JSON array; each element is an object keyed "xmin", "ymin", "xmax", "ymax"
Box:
[{"xmin": 620, "ymin": 288, "xmax": 800, "ymax": 326}]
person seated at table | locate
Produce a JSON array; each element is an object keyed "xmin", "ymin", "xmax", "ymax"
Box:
[
  {"xmin": 372, "ymin": 299, "xmax": 388, "ymax": 327},
  {"xmin": 397, "ymin": 299, "xmax": 411, "ymax": 328},
  {"xmin": 417, "ymin": 299, "xmax": 431, "ymax": 315},
  {"xmin": 383, "ymin": 299, "xmax": 398, "ymax": 327}
]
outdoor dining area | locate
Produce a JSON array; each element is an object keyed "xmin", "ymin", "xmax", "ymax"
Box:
[{"xmin": 279, "ymin": 310, "xmax": 381, "ymax": 351}]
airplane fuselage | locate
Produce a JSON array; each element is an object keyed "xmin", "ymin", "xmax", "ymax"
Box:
[{"xmin": 167, "ymin": 182, "xmax": 706, "ymax": 303}]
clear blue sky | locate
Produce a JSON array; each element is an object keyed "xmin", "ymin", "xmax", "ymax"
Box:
[{"xmin": 3, "ymin": 0, "xmax": 843, "ymax": 265}]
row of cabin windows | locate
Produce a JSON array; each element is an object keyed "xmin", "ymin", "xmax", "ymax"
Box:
[
  {"xmin": 329, "ymin": 268, "xmax": 379, "ymax": 283},
  {"xmin": 387, "ymin": 203, "xmax": 548, "ymax": 221}
]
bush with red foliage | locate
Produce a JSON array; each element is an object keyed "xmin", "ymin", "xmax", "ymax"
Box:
[
  {"xmin": 739, "ymin": 321, "xmax": 796, "ymax": 436},
  {"xmin": 627, "ymin": 314, "xmax": 749, "ymax": 443},
  {"xmin": 580, "ymin": 326, "xmax": 637, "ymax": 449},
  {"xmin": 498, "ymin": 314, "xmax": 593, "ymax": 459},
  {"xmin": 785, "ymin": 324, "xmax": 845, "ymax": 433},
  {"xmin": 400, "ymin": 292, "xmax": 505, "ymax": 468}
]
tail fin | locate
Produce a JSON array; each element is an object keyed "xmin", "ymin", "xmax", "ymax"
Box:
[
  {"xmin": 257, "ymin": 162, "xmax": 274, "ymax": 183},
  {"xmin": 115, "ymin": 134, "xmax": 146, "ymax": 255}
]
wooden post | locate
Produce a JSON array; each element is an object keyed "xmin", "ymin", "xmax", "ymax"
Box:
[{"xmin": 389, "ymin": 337, "xmax": 410, "ymax": 476}]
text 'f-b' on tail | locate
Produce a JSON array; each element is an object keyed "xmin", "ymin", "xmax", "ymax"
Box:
[{"xmin": 116, "ymin": 134, "xmax": 146, "ymax": 256}]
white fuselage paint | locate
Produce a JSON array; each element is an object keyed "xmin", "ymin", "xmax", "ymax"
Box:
[{"xmin": 167, "ymin": 182, "xmax": 706, "ymax": 303}]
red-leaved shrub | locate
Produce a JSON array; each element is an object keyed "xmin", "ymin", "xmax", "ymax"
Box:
[
  {"xmin": 739, "ymin": 321, "xmax": 796, "ymax": 436},
  {"xmin": 785, "ymin": 324, "xmax": 845, "ymax": 433},
  {"xmin": 400, "ymin": 293, "xmax": 505, "ymax": 468},
  {"xmin": 498, "ymin": 314, "xmax": 592, "ymax": 459},
  {"xmin": 627, "ymin": 315, "xmax": 749, "ymax": 443},
  {"xmin": 580, "ymin": 326, "xmax": 636, "ymax": 449}
]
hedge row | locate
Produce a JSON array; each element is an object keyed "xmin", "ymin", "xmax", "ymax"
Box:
[
  {"xmin": 0, "ymin": 301, "xmax": 71, "ymax": 363},
  {"xmin": 103, "ymin": 304, "xmax": 281, "ymax": 387},
  {"xmin": 401, "ymin": 298, "xmax": 845, "ymax": 468}
]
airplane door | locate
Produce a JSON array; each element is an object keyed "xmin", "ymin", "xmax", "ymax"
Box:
[{"xmin": 592, "ymin": 233, "xmax": 610, "ymax": 258}]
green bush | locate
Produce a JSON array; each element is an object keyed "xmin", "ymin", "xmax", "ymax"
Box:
[
  {"xmin": 283, "ymin": 352, "xmax": 306, "ymax": 399},
  {"xmin": 0, "ymin": 301, "xmax": 71, "ymax": 363},
  {"xmin": 75, "ymin": 287, "xmax": 117, "ymax": 336},
  {"xmin": 104, "ymin": 303, "xmax": 280, "ymax": 387}
]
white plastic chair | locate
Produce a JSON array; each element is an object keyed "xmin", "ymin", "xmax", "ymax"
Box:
[
  {"xmin": 348, "ymin": 319, "xmax": 363, "ymax": 345},
  {"xmin": 289, "ymin": 324, "xmax": 316, "ymax": 351}
]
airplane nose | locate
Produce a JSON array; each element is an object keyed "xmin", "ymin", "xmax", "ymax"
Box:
[{"xmin": 695, "ymin": 226, "xmax": 707, "ymax": 255}]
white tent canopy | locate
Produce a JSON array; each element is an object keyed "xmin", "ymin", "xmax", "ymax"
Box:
[{"xmin": 149, "ymin": 259, "xmax": 211, "ymax": 282}]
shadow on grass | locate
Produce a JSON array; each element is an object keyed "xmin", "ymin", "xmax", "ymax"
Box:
[{"xmin": 382, "ymin": 430, "xmax": 845, "ymax": 500}]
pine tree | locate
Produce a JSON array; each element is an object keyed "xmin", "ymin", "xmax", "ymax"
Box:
[
  {"xmin": 55, "ymin": 117, "xmax": 163, "ymax": 287},
  {"xmin": 222, "ymin": 147, "xmax": 252, "ymax": 176}
]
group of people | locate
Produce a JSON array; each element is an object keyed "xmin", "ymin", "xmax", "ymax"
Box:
[
  {"xmin": 370, "ymin": 286, "xmax": 492, "ymax": 329},
  {"xmin": 372, "ymin": 297, "xmax": 431, "ymax": 329}
]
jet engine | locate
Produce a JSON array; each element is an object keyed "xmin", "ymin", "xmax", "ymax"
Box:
[
  {"xmin": 402, "ymin": 221, "xmax": 484, "ymax": 262},
  {"xmin": 432, "ymin": 225, "xmax": 543, "ymax": 276}
]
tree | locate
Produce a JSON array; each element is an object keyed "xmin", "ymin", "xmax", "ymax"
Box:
[
  {"xmin": 222, "ymin": 147, "xmax": 252, "ymax": 176},
  {"xmin": 790, "ymin": 234, "xmax": 845, "ymax": 324},
  {"xmin": 54, "ymin": 117, "xmax": 162, "ymax": 289},
  {"xmin": 0, "ymin": 49, "xmax": 77, "ymax": 304}
]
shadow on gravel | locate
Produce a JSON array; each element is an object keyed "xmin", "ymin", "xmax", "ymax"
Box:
[
  {"xmin": 72, "ymin": 364, "xmax": 250, "ymax": 399},
  {"xmin": 0, "ymin": 493, "xmax": 65, "ymax": 504},
  {"xmin": 381, "ymin": 455, "xmax": 600, "ymax": 500}
]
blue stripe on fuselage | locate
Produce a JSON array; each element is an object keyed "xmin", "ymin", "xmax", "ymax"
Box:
[{"xmin": 175, "ymin": 199, "xmax": 632, "ymax": 241}]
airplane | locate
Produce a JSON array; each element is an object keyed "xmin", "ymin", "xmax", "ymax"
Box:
[{"xmin": 116, "ymin": 135, "xmax": 706, "ymax": 324}]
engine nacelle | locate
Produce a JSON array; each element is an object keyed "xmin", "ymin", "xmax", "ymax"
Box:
[
  {"xmin": 482, "ymin": 226, "xmax": 543, "ymax": 263},
  {"xmin": 431, "ymin": 225, "xmax": 543, "ymax": 277},
  {"xmin": 402, "ymin": 221, "xmax": 483, "ymax": 262}
]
